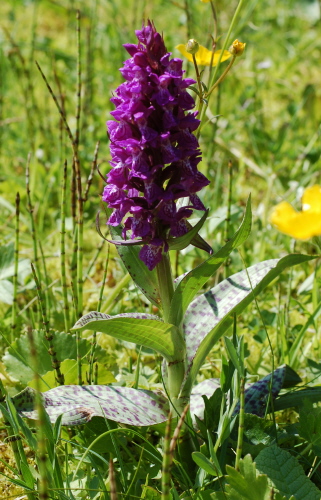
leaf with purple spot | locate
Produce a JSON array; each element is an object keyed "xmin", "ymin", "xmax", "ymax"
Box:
[
  {"xmin": 11, "ymin": 385, "xmax": 169, "ymax": 426},
  {"xmin": 182, "ymin": 254, "xmax": 315, "ymax": 395},
  {"xmin": 190, "ymin": 365, "xmax": 301, "ymax": 422}
]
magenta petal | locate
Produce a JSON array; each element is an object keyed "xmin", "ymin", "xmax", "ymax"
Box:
[{"xmin": 139, "ymin": 243, "xmax": 163, "ymax": 271}]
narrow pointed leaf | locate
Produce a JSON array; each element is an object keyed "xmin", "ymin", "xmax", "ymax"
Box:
[
  {"xmin": 192, "ymin": 452, "xmax": 218, "ymax": 476},
  {"xmin": 182, "ymin": 254, "xmax": 314, "ymax": 394},
  {"xmin": 169, "ymin": 196, "xmax": 252, "ymax": 327},
  {"xmin": 12, "ymin": 385, "xmax": 169, "ymax": 426},
  {"xmin": 274, "ymin": 387, "xmax": 321, "ymax": 411},
  {"xmin": 190, "ymin": 232, "xmax": 213, "ymax": 254},
  {"xmin": 167, "ymin": 209, "xmax": 209, "ymax": 251},
  {"xmin": 72, "ymin": 311, "xmax": 184, "ymax": 362}
]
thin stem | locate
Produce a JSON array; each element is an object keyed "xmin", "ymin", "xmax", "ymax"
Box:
[
  {"xmin": 11, "ymin": 192, "xmax": 20, "ymax": 342},
  {"xmin": 27, "ymin": 330, "xmax": 50, "ymax": 500},
  {"xmin": 35, "ymin": 61, "xmax": 84, "ymax": 317},
  {"xmin": 192, "ymin": 53, "xmax": 205, "ymax": 121},
  {"xmin": 161, "ymin": 413, "xmax": 172, "ymax": 500},
  {"xmin": 83, "ymin": 141, "xmax": 100, "ymax": 202},
  {"xmin": 207, "ymin": 1, "xmax": 218, "ymax": 87},
  {"xmin": 208, "ymin": 0, "xmax": 244, "ymax": 92},
  {"xmin": 206, "ymin": 56, "xmax": 236, "ymax": 98},
  {"xmin": 38, "ymin": 239, "xmax": 51, "ymax": 314},
  {"xmin": 31, "ymin": 263, "xmax": 65, "ymax": 385},
  {"xmin": 26, "ymin": 154, "xmax": 39, "ymax": 271},
  {"xmin": 235, "ymin": 376, "xmax": 245, "ymax": 471},
  {"xmin": 198, "ymin": 0, "xmax": 245, "ymax": 130},
  {"xmin": 75, "ymin": 10, "xmax": 81, "ymax": 150},
  {"xmin": 224, "ymin": 160, "xmax": 233, "ymax": 279},
  {"xmin": 183, "ymin": 0, "xmax": 192, "ymax": 40},
  {"xmin": 88, "ymin": 244, "xmax": 110, "ymax": 383},
  {"xmin": 60, "ymin": 159, "xmax": 70, "ymax": 332},
  {"xmin": 109, "ymin": 455, "xmax": 118, "ymax": 500}
]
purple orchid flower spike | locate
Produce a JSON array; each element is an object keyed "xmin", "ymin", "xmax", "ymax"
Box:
[{"xmin": 102, "ymin": 20, "xmax": 210, "ymax": 270}]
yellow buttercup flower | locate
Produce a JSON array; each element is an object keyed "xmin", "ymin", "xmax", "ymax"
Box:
[
  {"xmin": 200, "ymin": 0, "xmax": 211, "ymax": 3},
  {"xmin": 176, "ymin": 43, "xmax": 232, "ymax": 66},
  {"xmin": 229, "ymin": 39, "xmax": 246, "ymax": 56},
  {"xmin": 270, "ymin": 185, "xmax": 321, "ymax": 240}
]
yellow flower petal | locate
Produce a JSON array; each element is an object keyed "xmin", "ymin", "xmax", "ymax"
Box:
[
  {"xmin": 302, "ymin": 185, "xmax": 321, "ymax": 213},
  {"xmin": 176, "ymin": 44, "xmax": 232, "ymax": 66},
  {"xmin": 270, "ymin": 200, "xmax": 321, "ymax": 239},
  {"xmin": 200, "ymin": 0, "xmax": 211, "ymax": 3}
]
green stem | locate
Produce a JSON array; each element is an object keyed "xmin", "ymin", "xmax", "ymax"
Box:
[
  {"xmin": 224, "ymin": 160, "xmax": 233, "ymax": 279},
  {"xmin": 31, "ymin": 263, "xmax": 64, "ymax": 385},
  {"xmin": 26, "ymin": 154, "xmax": 40, "ymax": 278},
  {"xmin": 198, "ymin": 0, "xmax": 245, "ymax": 131},
  {"xmin": 88, "ymin": 244, "xmax": 110, "ymax": 383},
  {"xmin": 235, "ymin": 376, "xmax": 245, "ymax": 471},
  {"xmin": 206, "ymin": 56, "xmax": 236, "ymax": 98},
  {"xmin": 156, "ymin": 252, "xmax": 174, "ymax": 323},
  {"xmin": 75, "ymin": 10, "xmax": 81, "ymax": 150},
  {"xmin": 60, "ymin": 159, "xmax": 70, "ymax": 332},
  {"xmin": 11, "ymin": 192, "xmax": 20, "ymax": 342},
  {"xmin": 192, "ymin": 53, "xmax": 204, "ymax": 119},
  {"xmin": 207, "ymin": 0, "xmax": 218, "ymax": 88},
  {"xmin": 161, "ymin": 413, "xmax": 172, "ymax": 500},
  {"xmin": 156, "ymin": 253, "xmax": 186, "ymax": 412},
  {"xmin": 27, "ymin": 331, "xmax": 50, "ymax": 500}
]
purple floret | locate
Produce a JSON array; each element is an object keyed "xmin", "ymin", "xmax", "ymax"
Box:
[{"xmin": 103, "ymin": 20, "xmax": 209, "ymax": 270}]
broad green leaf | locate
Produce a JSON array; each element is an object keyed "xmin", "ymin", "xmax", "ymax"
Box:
[
  {"xmin": 182, "ymin": 255, "xmax": 314, "ymax": 395},
  {"xmin": 3, "ymin": 330, "xmax": 108, "ymax": 385},
  {"xmin": 167, "ymin": 209, "xmax": 209, "ymax": 250},
  {"xmin": 27, "ymin": 359, "xmax": 116, "ymax": 391},
  {"xmin": 12, "ymin": 385, "xmax": 169, "ymax": 426},
  {"xmin": 72, "ymin": 311, "xmax": 185, "ymax": 362},
  {"xmin": 210, "ymin": 455, "xmax": 271, "ymax": 500},
  {"xmin": 242, "ymin": 414, "xmax": 277, "ymax": 446},
  {"xmin": 192, "ymin": 452, "xmax": 218, "ymax": 476},
  {"xmin": 256, "ymin": 445, "xmax": 321, "ymax": 499},
  {"xmin": 109, "ymin": 224, "xmax": 160, "ymax": 306},
  {"xmin": 168, "ymin": 196, "xmax": 251, "ymax": 327}
]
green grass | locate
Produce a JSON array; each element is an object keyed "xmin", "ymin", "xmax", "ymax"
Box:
[{"xmin": 1, "ymin": 0, "xmax": 321, "ymax": 498}]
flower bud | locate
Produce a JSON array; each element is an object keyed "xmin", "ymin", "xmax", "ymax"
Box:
[
  {"xmin": 228, "ymin": 39, "xmax": 246, "ymax": 56},
  {"xmin": 186, "ymin": 39, "xmax": 199, "ymax": 55}
]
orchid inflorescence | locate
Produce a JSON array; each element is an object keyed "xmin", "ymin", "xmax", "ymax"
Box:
[{"xmin": 103, "ymin": 21, "xmax": 209, "ymax": 270}]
